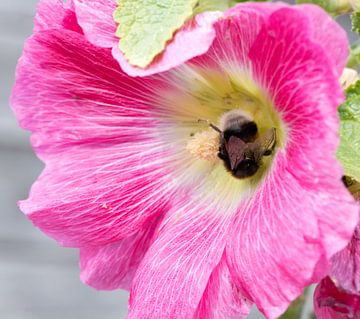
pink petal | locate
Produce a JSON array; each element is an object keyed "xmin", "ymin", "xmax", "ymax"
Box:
[
  {"xmin": 227, "ymin": 159, "xmax": 357, "ymax": 319},
  {"xmin": 19, "ymin": 143, "xmax": 174, "ymax": 247},
  {"xmin": 201, "ymin": 5, "xmax": 268, "ymax": 67},
  {"xmin": 331, "ymin": 224, "xmax": 360, "ymax": 293},
  {"xmin": 249, "ymin": 6, "xmax": 357, "ymax": 261},
  {"xmin": 223, "ymin": 7, "xmax": 357, "ymax": 318},
  {"xmin": 194, "ymin": 254, "xmax": 251, "ymax": 319},
  {"xmin": 192, "ymin": 3, "xmax": 342, "ymax": 74},
  {"xmin": 12, "ymin": 29, "xmax": 165, "ymax": 151},
  {"xmin": 248, "ymin": 7, "xmax": 349, "ymax": 191},
  {"xmin": 187, "ymin": 3, "xmax": 282, "ymax": 71},
  {"xmin": 80, "ymin": 213, "xmax": 162, "ymax": 290},
  {"xmin": 11, "ymin": 29, "xmax": 176, "ymax": 247},
  {"xmin": 297, "ymin": 4, "xmax": 348, "ymax": 76},
  {"xmin": 34, "ymin": 0, "xmax": 82, "ymax": 33},
  {"xmin": 127, "ymin": 197, "xmax": 235, "ymax": 319},
  {"xmin": 314, "ymin": 277, "xmax": 360, "ymax": 319},
  {"xmin": 73, "ymin": 0, "xmax": 117, "ymax": 48}
]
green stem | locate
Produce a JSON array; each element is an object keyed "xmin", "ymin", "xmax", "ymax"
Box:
[
  {"xmin": 347, "ymin": 42, "xmax": 360, "ymax": 69},
  {"xmin": 300, "ymin": 285, "xmax": 316, "ymax": 319}
]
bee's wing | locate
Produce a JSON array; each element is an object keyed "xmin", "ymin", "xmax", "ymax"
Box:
[
  {"xmin": 251, "ymin": 128, "xmax": 276, "ymax": 161},
  {"xmin": 226, "ymin": 136, "xmax": 247, "ymax": 170}
]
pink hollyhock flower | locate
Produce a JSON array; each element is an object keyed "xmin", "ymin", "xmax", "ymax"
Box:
[
  {"xmin": 331, "ymin": 225, "xmax": 360, "ymax": 292},
  {"xmin": 314, "ymin": 277, "xmax": 360, "ymax": 319},
  {"xmin": 315, "ymin": 209, "xmax": 360, "ymax": 318},
  {"xmin": 11, "ymin": 1, "xmax": 359, "ymax": 318}
]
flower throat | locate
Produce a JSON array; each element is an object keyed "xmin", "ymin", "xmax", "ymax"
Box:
[{"xmin": 175, "ymin": 67, "xmax": 287, "ymax": 182}]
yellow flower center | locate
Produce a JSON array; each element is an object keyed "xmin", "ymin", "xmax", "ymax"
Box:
[
  {"xmin": 169, "ymin": 66, "xmax": 286, "ymax": 177},
  {"xmin": 154, "ymin": 65, "xmax": 287, "ymax": 201}
]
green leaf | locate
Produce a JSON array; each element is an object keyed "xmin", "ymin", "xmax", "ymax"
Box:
[
  {"xmin": 193, "ymin": 0, "xmax": 268, "ymax": 14},
  {"xmin": 352, "ymin": 11, "xmax": 360, "ymax": 34},
  {"xmin": 337, "ymin": 81, "xmax": 360, "ymax": 181},
  {"xmin": 347, "ymin": 41, "xmax": 360, "ymax": 68},
  {"xmin": 193, "ymin": 0, "xmax": 235, "ymax": 13},
  {"xmin": 296, "ymin": 0, "xmax": 351, "ymax": 15},
  {"xmin": 278, "ymin": 294, "xmax": 305, "ymax": 319},
  {"xmin": 114, "ymin": 0, "xmax": 198, "ymax": 68},
  {"xmin": 296, "ymin": 0, "xmax": 331, "ymax": 11}
]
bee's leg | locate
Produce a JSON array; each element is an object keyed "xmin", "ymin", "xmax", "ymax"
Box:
[
  {"xmin": 218, "ymin": 136, "xmax": 229, "ymax": 160},
  {"xmin": 263, "ymin": 149, "xmax": 273, "ymax": 156},
  {"xmin": 218, "ymin": 145, "xmax": 231, "ymax": 172},
  {"xmin": 218, "ymin": 145, "xmax": 228, "ymax": 160},
  {"xmin": 218, "ymin": 149, "xmax": 232, "ymax": 172},
  {"xmin": 209, "ymin": 123, "xmax": 222, "ymax": 134},
  {"xmin": 218, "ymin": 151, "xmax": 228, "ymax": 160}
]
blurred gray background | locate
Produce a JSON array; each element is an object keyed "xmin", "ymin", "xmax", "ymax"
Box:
[{"xmin": 0, "ymin": 1, "xmax": 355, "ymax": 319}]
